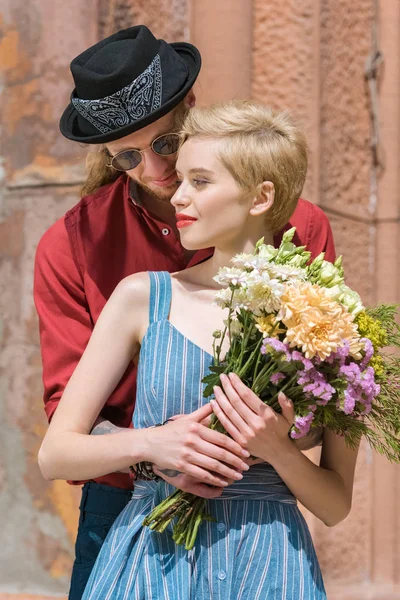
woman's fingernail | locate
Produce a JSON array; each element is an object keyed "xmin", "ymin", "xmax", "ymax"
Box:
[{"xmin": 242, "ymin": 449, "xmax": 250, "ymax": 457}]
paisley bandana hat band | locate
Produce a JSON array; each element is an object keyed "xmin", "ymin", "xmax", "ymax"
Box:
[
  {"xmin": 71, "ymin": 55, "xmax": 163, "ymax": 135},
  {"xmin": 60, "ymin": 25, "xmax": 201, "ymax": 144}
]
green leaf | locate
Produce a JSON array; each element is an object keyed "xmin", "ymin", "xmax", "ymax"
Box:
[
  {"xmin": 208, "ymin": 365, "xmax": 226, "ymax": 374},
  {"xmin": 201, "ymin": 374, "xmax": 219, "ymax": 384}
]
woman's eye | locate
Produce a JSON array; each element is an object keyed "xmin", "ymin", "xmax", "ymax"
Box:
[{"xmin": 192, "ymin": 179, "xmax": 208, "ymax": 187}]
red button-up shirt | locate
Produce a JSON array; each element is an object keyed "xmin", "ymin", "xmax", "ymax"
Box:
[{"xmin": 34, "ymin": 175, "xmax": 335, "ymax": 489}]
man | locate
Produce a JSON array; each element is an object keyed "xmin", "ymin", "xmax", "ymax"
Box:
[{"xmin": 34, "ymin": 25, "xmax": 335, "ymax": 599}]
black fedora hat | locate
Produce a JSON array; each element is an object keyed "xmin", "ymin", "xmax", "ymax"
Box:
[{"xmin": 60, "ymin": 25, "xmax": 201, "ymax": 144}]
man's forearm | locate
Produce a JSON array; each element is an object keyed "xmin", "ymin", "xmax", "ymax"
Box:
[
  {"xmin": 91, "ymin": 416, "xmax": 124, "ymax": 436},
  {"xmin": 90, "ymin": 417, "xmax": 131, "ymax": 473}
]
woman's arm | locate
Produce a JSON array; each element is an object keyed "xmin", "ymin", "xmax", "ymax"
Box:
[
  {"xmin": 38, "ymin": 273, "xmax": 150, "ymax": 480},
  {"xmin": 38, "ymin": 276, "xmax": 250, "ymax": 485},
  {"xmin": 212, "ymin": 373, "xmax": 358, "ymax": 527}
]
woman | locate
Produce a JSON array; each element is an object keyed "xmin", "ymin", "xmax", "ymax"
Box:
[{"xmin": 39, "ymin": 101, "xmax": 358, "ymax": 599}]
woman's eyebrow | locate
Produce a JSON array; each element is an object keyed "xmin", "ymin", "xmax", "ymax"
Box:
[{"xmin": 188, "ymin": 168, "xmax": 215, "ymax": 176}]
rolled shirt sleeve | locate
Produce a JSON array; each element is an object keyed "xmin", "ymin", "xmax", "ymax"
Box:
[{"xmin": 34, "ymin": 217, "xmax": 93, "ymax": 422}]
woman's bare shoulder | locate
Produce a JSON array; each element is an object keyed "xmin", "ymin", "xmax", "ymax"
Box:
[
  {"xmin": 110, "ymin": 271, "xmax": 151, "ymax": 310},
  {"xmin": 117, "ymin": 271, "xmax": 150, "ymax": 290}
]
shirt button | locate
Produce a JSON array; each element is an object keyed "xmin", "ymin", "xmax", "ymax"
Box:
[
  {"xmin": 217, "ymin": 570, "xmax": 227, "ymax": 581},
  {"xmin": 217, "ymin": 522, "xmax": 226, "ymax": 532},
  {"xmin": 161, "ymin": 228, "xmax": 170, "ymax": 236}
]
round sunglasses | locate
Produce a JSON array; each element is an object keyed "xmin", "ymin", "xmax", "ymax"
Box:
[{"xmin": 106, "ymin": 132, "xmax": 181, "ymax": 171}]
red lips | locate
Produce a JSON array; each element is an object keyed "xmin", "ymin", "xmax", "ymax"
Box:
[
  {"xmin": 176, "ymin": 213, "xmax": 197, "ymax": 229},
  {"xmin": 176, "ymin": 213, "xmax": 197, "ymax": 222}
]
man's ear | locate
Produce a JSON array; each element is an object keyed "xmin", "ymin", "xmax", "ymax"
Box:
[
  {"xmin": 183, "ymin": 89, "xmax": 196, "ymax": 108},
  {"xmin": 249, "ymin": 181, "xmax": 275, "ymax": 217}
]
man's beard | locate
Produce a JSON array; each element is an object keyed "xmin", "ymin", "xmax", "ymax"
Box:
[{"xmin": 137, "ymin": 179, "xmax": 179, "ymax": 202}]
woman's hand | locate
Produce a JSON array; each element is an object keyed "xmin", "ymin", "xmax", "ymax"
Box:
[
  {"xmin": 211, "ymin": 374, "xmax": 360, "ymax": 527},
  {"xmin": 211, "ymin": 373, "xmax": 295, "ymax": 464},
  {"xmin": 152, "ymin": 411, "xmax": 234, "ymax": 497},
  {"xmin": 145, "ymin": 403, "xmax": 250, "ymax": 488}
]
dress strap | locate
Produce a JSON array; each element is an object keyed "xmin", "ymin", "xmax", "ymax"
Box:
[{"xmin": 148, "ymin": 271, "xmax": 172, "ymax": 324}]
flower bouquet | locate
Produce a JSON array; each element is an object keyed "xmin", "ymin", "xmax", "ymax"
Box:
[{"xmin": 143, "ymin": 228, "xmax": 400, "ymax": 549}]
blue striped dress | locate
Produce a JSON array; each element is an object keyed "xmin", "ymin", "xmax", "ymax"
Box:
[{"xmin": 82, "ymin": 271, "xmax": 326, "ymax": 600}]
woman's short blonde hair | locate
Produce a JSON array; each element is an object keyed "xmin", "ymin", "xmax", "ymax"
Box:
[{"xmin": 179, "ymin": 100, "xmax": 308, "ymax": 233}]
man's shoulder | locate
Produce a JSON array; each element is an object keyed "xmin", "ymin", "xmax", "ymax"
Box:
[
  {"xmin": 287, "ymin": 198, "xmax": 332, "ymax": 245},
  {"xmin": 287, "ymin": 198, "xmax": 335, "ymax": 261},
  {"xmin": 65, "ymin": 176, "xmax": 127, "ymax": 228},
  {"xmin": 36, "ymin": 177, "xmax": 127, "ymax": 265},
  {"xmin": 36, "ymin": 214, "xmax": 69, "ymax": 259},
  {"xmin": 292, "ymin": 198, "xmax": 329, "ymax": 224}
]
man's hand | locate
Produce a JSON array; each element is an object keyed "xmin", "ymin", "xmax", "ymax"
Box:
[{"xmin": 152, "ymin": 467, "xmax": 226, "ymax": 499}]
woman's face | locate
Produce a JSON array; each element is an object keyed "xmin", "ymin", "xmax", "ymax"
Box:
[{"xmin": 171, "ymin": 137, "xmax": 255, "ymax": 251}]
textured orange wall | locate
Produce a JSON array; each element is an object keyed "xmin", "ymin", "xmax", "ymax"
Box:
[
  {"xmin": 311, "ymin": 0, "xmax": 375, "ymax": 593},
  {"xmin": 250, "ymin": 1, "xmax": 400, "ymax": 598},
  {"xmin": 252, "ymin": 0, "xmax": 322, "ymax": 206},
  {"xmin": 0, "ymin": 0, "xmax": 97, "ymax": 594}
]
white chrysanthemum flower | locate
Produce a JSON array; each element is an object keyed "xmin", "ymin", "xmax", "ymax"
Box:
[
  {"xmin": 230, "ymin": 288, "xmax": 253, "ymax": 311},
  {"xmin": 230, "ymin": 253, "xmax": 256, "ymax": 269},
  {"xmin": 267, "ymin": 264, "xmax": 307, "ymax": 282},
  {"xmin": 214, "ymin": 287, "xmax": 252, "ymax": 311},
  {"xmin": 214, "ymin": 267, "xmax": 249, "ymax": 287},
  {"xmin": 245, "ymin": 271, "xmax": 285, "ymax": 314},
  {"xmin": 230, "ymin": 254, "xmax": 273, "ymax": 273},
  {"xmin": 213, "ymin": 288, "xmax": 232, "ymax": 309}
]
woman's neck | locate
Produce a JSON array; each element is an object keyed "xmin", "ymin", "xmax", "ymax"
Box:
[{"xmin": 189, "ymin": 230, "xmax": 275, "ymax": 288}]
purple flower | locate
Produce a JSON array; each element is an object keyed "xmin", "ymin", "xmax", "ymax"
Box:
[
  {"xmin": 338, "ymin": 363, "xmax": 380, "ymax": 416},
  {"xmin": 339, "ymin": 363, "xmax": 361, "ymax": 384},
  {"xmin": 360, "ymin": 338, "xmax": 374, "ymax": 371},
  {"xmin": 325, "ymin": 341, "xmax": 350, "ymax": 365},
  {"xmin": 291, "ymin": 411, "xmax": 315, "ymax": 439},
  {"xmin": 261, "ymin": 337, "xmax": 291, "ymax": 360},
  {"xmin": 297, "ymin": 367, "xmax": 335, "ymax": 405},
  {"xmin": 290, "ymin": 351, "xmax": 314, "ymax": 371},
  {"xmin": 270, "ymin": 372, "xmax": 285, "ymax": 385},
  {"xmin": 343, "ymin": 388, "xmax": 357, "ymax": 414},
  {"xmin": 358, "ymin": 366, "xmax": 380, "ymax": 414}
]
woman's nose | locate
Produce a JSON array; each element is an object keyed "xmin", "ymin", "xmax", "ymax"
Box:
[{"xmin": 170, "ymin": 183, "xmax": 189, "ymax": 208}]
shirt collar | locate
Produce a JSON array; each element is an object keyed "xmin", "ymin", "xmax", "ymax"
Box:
[{"xmin": 127, "ymin": 176, "xmax": 143, "ymax": 207}]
